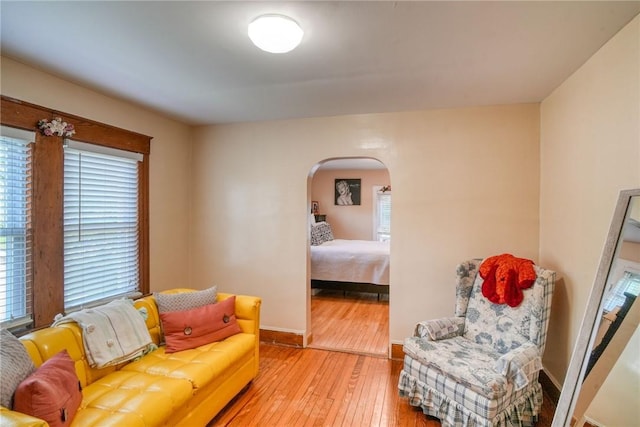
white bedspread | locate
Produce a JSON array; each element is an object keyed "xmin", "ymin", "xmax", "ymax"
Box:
[{"xmin": 310, "ymin": 239, "xmax": 390, "ymax": 285}]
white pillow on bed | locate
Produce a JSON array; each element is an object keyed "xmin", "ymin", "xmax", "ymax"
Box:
[{"xmin": 310, "ymin": 222, "xmax": 334, "ymax": 246}]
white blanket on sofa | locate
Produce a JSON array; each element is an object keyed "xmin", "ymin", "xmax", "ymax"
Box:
[{"xmin": 53, "ymin": 299, "xmax": 152, "ymax": 368}]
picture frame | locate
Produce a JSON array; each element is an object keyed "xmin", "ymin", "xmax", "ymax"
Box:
[
  {"xmin": 335, "ymin": 179, "xmax": 361, "ymax": 206},
  {"xmin": 311, "ymin": 201, "xmax": 319, "ymax": 214}
]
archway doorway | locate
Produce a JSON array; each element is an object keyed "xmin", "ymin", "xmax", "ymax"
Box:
[{"xmin": 307, "ymin": 158, "xmax": 390, "ymax": 357}]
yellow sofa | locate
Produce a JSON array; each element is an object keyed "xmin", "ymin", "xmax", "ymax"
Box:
[{"xmin": 0, "ymin": 290, "xmax": 261, "ymax": 427}]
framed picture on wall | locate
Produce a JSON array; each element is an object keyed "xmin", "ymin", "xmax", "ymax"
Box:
[
  {"xmin": 335, "ymin": 179, "xmax": 361, "ymax": 206},
  {"xmin": 311, "ymin": 201, "xmax": 319, "ymax": 214}
]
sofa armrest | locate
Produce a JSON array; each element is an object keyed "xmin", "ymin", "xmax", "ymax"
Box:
[
  {"xmin": 0, "ymin": 407, "xmax": 48, "ymax": 427},
  {"xmin": 218, "ymin": 293, "xmax": 262, "ymax": 336},
  {"xmin": 414, "ymin": 317, "xmax": 465, "ymax": 341},
  {"xmin": 494, "ymin": 341, "xmax": 542, "ymax": 390},
  {"xmin": 218, "ymin": 293, "xmax": 261, "ymax": 378}
]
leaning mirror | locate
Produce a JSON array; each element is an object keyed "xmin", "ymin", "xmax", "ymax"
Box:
[{"xmin": 553, "ymin": 188, "xmax": 640, "ymax": 426}]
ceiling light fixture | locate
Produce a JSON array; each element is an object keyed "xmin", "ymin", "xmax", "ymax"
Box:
[{"xmin": 248, "ymin": 14, "xmax": 303, "ymax": 54}]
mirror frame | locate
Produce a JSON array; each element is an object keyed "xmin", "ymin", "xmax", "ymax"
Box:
[{"xmin": 552, "ymin": 188, "xmax": 640, "ymax": 426}]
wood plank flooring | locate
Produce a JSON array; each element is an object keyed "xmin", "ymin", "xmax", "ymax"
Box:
[
  {"xmin": 309, "ymin": 290, "xmax": 389, "ymax": 356},
  {"xmin": 209, "ymin": 291, "xmax": 556, "ymax": 426},
  {"xmin": 209, "ymin": 343, "xmax": 433, "ymax": 426},
  {"xmin": 209, "ymin": 343, "xmax": 556, "ymax": 427}
]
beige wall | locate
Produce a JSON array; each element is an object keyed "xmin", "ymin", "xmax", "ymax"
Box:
[
  {"xmin": 191, "ymin": 104, "xmax": 541, "ymax": 344},
  {"xmin": 311, "ymin": 168, "xmax": 390, "ymax": 240},
  {"xmin": 0, "ymin": 57, "xmax": 541, "ymax": 353},
  {"xmin": 619, "ymin": 241, "xmax": 640, "ymax": 263},
  {"xmin": 1, "ymin": 56, "xmax": 193, "ymax": 293},
  {"xmin": 539, "ymin": 11, "xmax": 640, "ymax": 411}
]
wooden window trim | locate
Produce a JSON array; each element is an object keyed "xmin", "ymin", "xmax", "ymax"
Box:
[{"xmin": 1, "ymin": 96, "xmax": 152, "ymax": 328}]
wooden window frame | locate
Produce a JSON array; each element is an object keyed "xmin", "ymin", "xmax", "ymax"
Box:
[{"xmin": 1, "ymin": 96, "xmax": 151, "ymax": 328}]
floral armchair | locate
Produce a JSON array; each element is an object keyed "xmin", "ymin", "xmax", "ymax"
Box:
[{"xmin": 398, "ymin": 258, "xmax": 555, "ymax": 427}]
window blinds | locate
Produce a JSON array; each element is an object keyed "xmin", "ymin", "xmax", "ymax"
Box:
[
  {"xmin": 63, "ymin": 141, "xmax": 140, "ymax": 310},
  {"xmin": 376, "ymin": 192, "xmax": 391, "ymax": 241},
  {"xmin": 0, "ymin": 127, "xmax": 33, "ymax": 327}
]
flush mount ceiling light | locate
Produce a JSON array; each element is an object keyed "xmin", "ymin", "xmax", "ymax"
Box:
[{"xmin": 248, "ymin": 14, "xmax": 303, "ymax": 54}]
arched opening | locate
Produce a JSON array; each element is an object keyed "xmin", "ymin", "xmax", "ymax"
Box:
[{"xmin": 307, "ymin": 157, "xmax": 391, "ymax": 357}]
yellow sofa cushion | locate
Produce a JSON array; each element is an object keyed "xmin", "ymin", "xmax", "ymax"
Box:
[
  {"xmin": 19, "ymin": 326, "xmax": 93, "ymax": 387},
  {"xmin": 0, "ymin": 406, "xmax": 48, "ymax": 427},
  {"xmin": 74, "ymin": 371, "xmax": 193, "ymax": 427},
  {"xmin": 121, "ymin": 332, "xmax": 255, "ymax": 390}
]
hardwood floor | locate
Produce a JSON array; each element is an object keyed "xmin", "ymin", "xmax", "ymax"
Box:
[
  {"xmin": 309, "ymin": 290, "xmax": 389, "ymax": 356},
  {"xmin": 209, "ymin": 343, "xmax": 556, "ymax": 427},
  {"xmin": 209, "ymin": 343, "xmax": 433, "ymax": 426},
  {"xmin": 209, "ymin": 292, "xmax": 556, "ymax": 426}
]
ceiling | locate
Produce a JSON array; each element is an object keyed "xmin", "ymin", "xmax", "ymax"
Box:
[{"xmin": 1, "ymin": 1, "xmax": 639, "ymax": 126}]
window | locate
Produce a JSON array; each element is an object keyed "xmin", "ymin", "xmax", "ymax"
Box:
[
  {"xmin": 373, "ymin": 186, "xmax": 391, "ymax": 242},
  {"xmin": 1, "ymin": 95, "xmax": 151, "ymax": 329},
  {"xmin": 0, "ymin": 126, "xmax": 33, "ymax": 328},
  {"xmin": 603, "ymin": 270, "xmax": 640, "ymax": 313},
  {"xmin": 63, "ymin": 141, "xmax": 142, "ymax": 310}
]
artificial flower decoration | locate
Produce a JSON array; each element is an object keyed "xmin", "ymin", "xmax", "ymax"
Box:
[{"xmin": 38, "ymin": 117, "xmax": 76, "ymax": 137}]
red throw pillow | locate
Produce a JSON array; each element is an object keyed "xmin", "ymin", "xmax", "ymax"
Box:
[
  {"xmin": 160, "ymin": 296, "xmax": 242, "ymax": 353},
  {"xmin": 14, "ymin": 350, "xmax": 82, "ymax": 427}
]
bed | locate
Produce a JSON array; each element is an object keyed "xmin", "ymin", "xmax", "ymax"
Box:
[{"xmin": 310, "ymin": 222, "xmax": 390, "ymax": 297}]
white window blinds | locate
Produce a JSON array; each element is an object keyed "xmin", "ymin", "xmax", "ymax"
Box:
[
  {"xmin": 63, "ymin": 141, "xmax": 141, "ymax": 310},
  {"xmin": 0, "ymin": 126, "xmax": 33, "ymax": 327}
]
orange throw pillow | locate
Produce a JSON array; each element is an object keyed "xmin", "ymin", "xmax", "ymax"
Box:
[
  {"xmin": 160, "ymin": 296, "xmax": 242, "ymax": 353},
  {"xmin": 14, "ymin": 350, "xmax": 82, "ymax": 427}
]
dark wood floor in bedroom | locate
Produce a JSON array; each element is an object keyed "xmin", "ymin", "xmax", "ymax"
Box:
[{"xmin": 208, "ymin": 291, "xmax": 556, "ymax": 427}]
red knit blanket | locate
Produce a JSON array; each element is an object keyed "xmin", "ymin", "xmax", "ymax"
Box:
[{"xmin": 479, "ymin": 254, "xmax": 536, "ymax": 307}]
